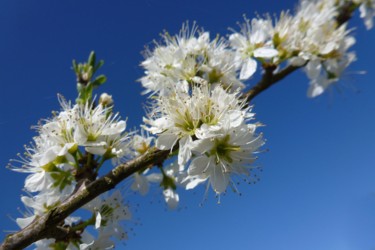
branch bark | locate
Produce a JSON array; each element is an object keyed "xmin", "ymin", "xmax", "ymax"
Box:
[
  {"xmin": 0, "ymin": 148, "xmax": 169, "ymax": 250},
  {"xmin": 245, "ymin": 65, "xmax": 301, "ymax": 102}
]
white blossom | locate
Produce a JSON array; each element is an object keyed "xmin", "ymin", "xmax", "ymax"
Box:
[
  {"xmin": 140, "ymin": 23, "xmax": 245, "ymax": 96},
  {"xmin": 229, "ymin": 16, "xmax": 278, "ymax": 80},
  {"xmin": 131, "ymin": 172, "xmax": 150, "ymax": 195},
  {"xmin": 188, "ymin": 122, "xmax": 264, "ymax": 194},
  {"xmin": 143, "ymin": 84, "xmax": 253, "ymax": 167},
  {"xmin": 84, "ymin": 190, "xmax": 131, "ymax": 240}
]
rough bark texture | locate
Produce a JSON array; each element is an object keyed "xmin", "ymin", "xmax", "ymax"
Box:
[{"xmin": 0, "ymin": 148, "xmax": 169, "ymax": 250}]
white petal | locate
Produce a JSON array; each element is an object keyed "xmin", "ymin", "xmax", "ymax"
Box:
[
  {"xmin": 229, "ymin": 33, "xmax": 247, "ymax": 49},
  {"xmin": 228, "ymin": 110, "xmax": 244, "ymax": 127},
  {"xmin": 289, "ymin": 57, "xmax": 307, "ymax": 67},
  {"xmin": 58, "ymin": 143, "xmax": 76, "ymax": 156},
  {"xmin": 195, "ymin": 123, "xmax": 223, "ymax": 139},
  {"xmin": 188, "ymin": 156, "xmax": 211, "ymax": 177},
  {"xmin": 95, "ymin": 212, "xmax": 102, "ymax": 229},
  {"xmin": 102, "ymin": 120, "xmax": 126, "ymax": 135},
  {"xmin": 184, "ymin": 177, "xmax": 206, "ymax": 190},
  {"xmin": 146, "ymin": 173, "xmax": 163, "ymax": 183},
  {"xmin": 178, "ymin": 136, "xmax": 192, "ymax": 166},
  {"xmin": 253, "ymin": 47, "xmax": 278, "ymax": 59},
  {"xmin": 344, "ymin": 36, "xmax": 356, "ymax": 50},
  {"xmin": 239, "ymin": 58, "xmax": 257, "ymax": 80},
  {"xmin": 73, "ymin": 125, "xmax": 88, "ymax": 145},
  {"xmin": 131, "ymin": 173, "xmax": 150, "ymax": 195},
  {"xmin": 320, "ymin": 42, "xmax": 337, "ymax": 55},
  {"xmin": 16, "ymin": 215, "xmax": 36, "ymax": 229},
  {"xmin": 307, "ymin": 82, "xmax": 324, "ymax": 98},
  {"xmin": 85, "ymin": 146, "xmax": 107, "ymax": 155},
  {"xmin": 163, "ymin": 189, "xmax": 179, "ymax": 209},
  {"xmin": 156, "ymin": 133, "xmax": 178, "ymax": 150},
  {"xmin": 24, "ymin": 172, "xmax": 51, "ymax": 192},
  {"xmin": 40, "ymin": 149, "xmax": 58, "ymax": 166},
  {"xmin": 191, "ymin": 138, "xmax": 215, "ymax": 155},
  {"xmin": 211, "ymin": 164, "xmax": 230, "ymax": 194},
  {"xmin": 305, "ymin": 60, "xmax": 322, "ymax": 80}
]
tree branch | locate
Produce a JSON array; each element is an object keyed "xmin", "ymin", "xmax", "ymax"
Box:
[
  {"xmin": 245, "ymin": 64, "xmax": 301, "ymax": 102},
  {"xmin": 0, "ymin": 148, "xmax": 169, "ymax": 250}
]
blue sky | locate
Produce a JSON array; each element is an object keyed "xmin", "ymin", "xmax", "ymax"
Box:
[{"xmin": 0, "ymin": 0, "xmax": 374, "ymax": 249}]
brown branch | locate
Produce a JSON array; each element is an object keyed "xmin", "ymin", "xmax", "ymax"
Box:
[
  {"xmin": 0, "ymin": 148, "xmax": 169, "ymax": 250},
  {"xmin": 336, "ymin": 2, "xmax": 358, "ymax": 26},
  {"xmin": 245, "ymin": 64, "xmax": 301, "ymax": 102}
]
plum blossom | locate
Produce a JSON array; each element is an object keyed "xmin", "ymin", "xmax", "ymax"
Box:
[
  {"xmin": 143, "ymin": 84, "xmax": 253, "ymax": 167},
  {"xmin": 140, "ymin": 23, "xmax": 245, "ymax": 96},
  {"xmin": 229, "ymin": 17, "xmax": 278, "ymax": 80},
  {"xmin": 84, "ymin": 190, "xmax": 131, "ymax": 239},
  {"xmin": 270, "ymin": 0, "xmax": 357, "ymax": 96},
  {"xmin": 188, "ymin": 122, "xmax": 263, "ymax": 194}
]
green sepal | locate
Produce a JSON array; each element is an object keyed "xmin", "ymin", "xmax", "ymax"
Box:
[
  {"xmin": 160, "ymin": 175, "xmax": 177, "ymax": 190},
  {"xmin": 41, "ymin": 162, "xmax": 58, "ymax": 172},
  {"xmin": 88, "ymin": 51, "xmax": 96, "ymax": 68},
  {"xmin": 72, "ymin": 59, "xmax": 78, "ymax": 73},
  {"xmin": 50, "ymin": 241, "xmax": 68, "ymax": 250},
  {"xmin": 68, "ymin": 143, "xmax": 79, "ymax": 154},
  {"xmin": 91, "ymin": 75, "xmax": 107, "ymax": 88},
  {"xmin": 94, "ymin": 60, "xmax": 104, "ymax": 72},
  {"xmin": 51, "ymin": 170, "xmax": 74, "ymax": 191}
]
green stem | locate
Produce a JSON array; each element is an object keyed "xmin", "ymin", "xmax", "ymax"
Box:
[
  {"xmin": 71, "ymin": 214, "xmax": 96, "ymax": 232},
  {"xmin": 86, "ymin": 153, "xmax": 93, "ymax": 168}
]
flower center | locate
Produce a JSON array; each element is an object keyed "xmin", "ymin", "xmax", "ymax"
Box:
[{"xmin": 210, "ymin": 135, "xmax": 240, "ymax": 164}]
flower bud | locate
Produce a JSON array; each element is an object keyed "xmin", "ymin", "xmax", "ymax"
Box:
[{"xmin": 99, "ymin": 93, "xmax": 113, "ymax": 106}]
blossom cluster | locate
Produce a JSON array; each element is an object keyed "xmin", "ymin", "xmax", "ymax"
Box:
[
  {"xmin": 10, "ymin": 94, "xmax": 132, "ymax": 249},
  {"xmin": 134, "ymin": 0, "xmax": 374, "ymax": 208},
  {"xmin": 229, "ymin": 0, "xmax": 359, "ymax": 97},
  {"xmin": 140, "ymin": 0, "xmax": 374, "ymax": 99},
  {"xmin": 140, "ymin": 23, "xmax": 246, "ymax": 96},
  {"xmin": 137, "ymin": 12, "xmax": 268, "ymax": 205},
  {"xmin": 142, "ymin": 84, "xmax": 264, "ymax": 196}
]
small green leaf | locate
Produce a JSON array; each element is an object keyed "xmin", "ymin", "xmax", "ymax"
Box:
[
  {"xmin": 72, "ymin": 59, "xmax": 78, "ymax": 73},
  {"xmin": 92, "ymin": 75, "xmax": 107, "ymax": 87},
  {"xmin": 94, "ymin": 60, "xmax": 104, "ymax": 72},
  {"xmin": 77, "ymin": 82, "xmax": 84, "ymax": 90},
  {"xmin": 88, "ymin": 51, "xmax": 96, "ymax": 67}
]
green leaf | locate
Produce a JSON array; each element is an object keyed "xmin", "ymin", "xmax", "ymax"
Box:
[
  {"xmin": 94, "ymin": 60, "xmax": 104, "ymax": 73},
  {"xmin": 92, "ymin": 75, "xmax": 107, "ymax": 87},
  {"xmin": 88, "ymin": 51, "xmax": 96, "ymax": 67},
  {"xmin": 72, "ymin": 59, "xmax": 78, "ymax": 73},
  {"xmin": 51, "ymin": 241, "xmax": 68, "ymax": 250},
  {"xmin": 77, "ymin": 82, "xmax": 85, "ymax": 92},
  {"xmin": 160, "ymin": 174, "xmax": 177, "ymax": 190}
]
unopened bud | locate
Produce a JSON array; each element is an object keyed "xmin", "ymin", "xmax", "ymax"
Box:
[
  {"xmin": 99, "ymin": 93, "xmax": 114, "ymax": 106},
  {"xmin": 82, "ymin": 72, "xmax": 90, "ymax": 82}
]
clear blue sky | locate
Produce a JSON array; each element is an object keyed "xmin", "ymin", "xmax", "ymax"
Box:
[{"xmin": 0, "ymin": 0, "xmax": 374, "ymax": 249}]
